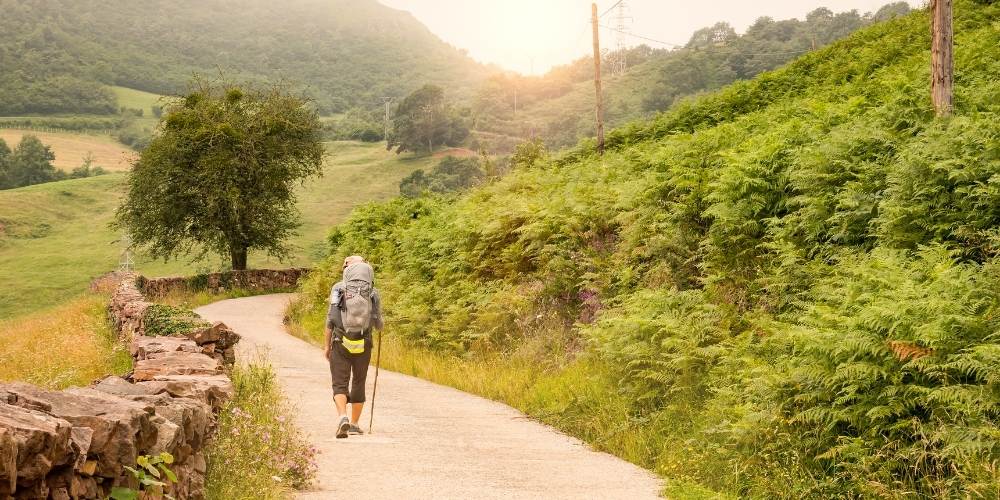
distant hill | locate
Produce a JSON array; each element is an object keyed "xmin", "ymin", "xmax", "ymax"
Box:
[
  {"xmin": 0, "ymin": 0, "xmax": 488, "ymax": 115},
  {"xmin": 471, "ymin": 2, "xmax": 912, "ymax": 149}
]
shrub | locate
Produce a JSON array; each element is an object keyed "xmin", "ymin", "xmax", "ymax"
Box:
[{"xmin": 142, "ymin": 304, "xmax": 210, "ymax": 337}]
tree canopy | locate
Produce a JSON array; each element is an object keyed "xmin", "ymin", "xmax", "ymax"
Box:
[
  {"xmin": 388, "ymin": 85, "xmax": 470, "ymax": 154},
  {"xmin": 114, "ymin": 82, "xmax": 326, "ymax": 270}
]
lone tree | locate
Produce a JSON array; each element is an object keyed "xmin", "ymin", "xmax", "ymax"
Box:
[
  {"xmin": 115, "ymin": 81, "xmax": 325, "ymax": 270},
  {"xmin": 388, "ymin": 84, "xmax": 469, "ymax": 154}
]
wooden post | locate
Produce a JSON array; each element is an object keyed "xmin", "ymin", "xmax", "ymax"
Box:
[
  {"xmin": 591, "ymin": 3, "xmax": 605, "ymax": 154},
  {"xmin": 930, "ymin": 0, "xmax": 954, "ymax": 117}
]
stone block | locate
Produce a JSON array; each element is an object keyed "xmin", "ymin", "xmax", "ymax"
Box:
[
  {"xmin": 137, "ymin": 374, "xmax": 234, "ymax": 411},
  {"xmin": 132, "ymin": 352, "xmax": 223, "ymax": 382},
  {"xmin": 185, "ymin": 322, "xmax": 227, "ymax": 346},
  {"xmin": 132, "ymin": 336, "xmax": 200, "ymax": 360},
  {"xmin": 0, "ymin": 427, "xmax": 17, "ymax": 496},
  {"xmin": 0, "ymin": 402, "xmax": 74, "ymax": 486},
  {"xmin": 2, "ymin": 383, "xmax": 156, "ymax": 479}
]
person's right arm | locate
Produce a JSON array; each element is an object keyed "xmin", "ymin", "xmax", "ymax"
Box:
[{"xmin": 324, "ymin": 302, "xmax": 337, "ymax": 360}]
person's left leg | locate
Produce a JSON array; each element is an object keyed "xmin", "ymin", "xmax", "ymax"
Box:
[
  {"xmin": 347, "ymin": 347, "xmax": 373, "ymax": 425},
  {"xmin": 329, "ymin": 345, "xmax": 354, "ymax": 438},
  {"xmin": 350, "ymin": 401, "xmax": 364, "ymax": 424}
]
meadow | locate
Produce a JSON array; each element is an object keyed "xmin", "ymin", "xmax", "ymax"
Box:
[
  {"xmin": 0, "ymin": 141, "xmax": 435, "ymax": 319},
  {"xmin": 111, "ymin": 86, "xmax": 166, "ymax": 117},
  {"xmin": 0, "ymin": 128, "xmax": 134, "ymax": 171}
]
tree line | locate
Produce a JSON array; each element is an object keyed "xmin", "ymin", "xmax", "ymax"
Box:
[
  {"xmin": 0, "ymin": 136, "xmax": 106, "ymax": 190},
  {"xmin": 0, "ymin": 0, "xmax": 486, "ymax": 116}
]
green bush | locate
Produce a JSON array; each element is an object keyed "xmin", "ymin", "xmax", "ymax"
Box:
[{"xmin": 142, "ymin": 304, "xmax": 210, "ymax": 337}]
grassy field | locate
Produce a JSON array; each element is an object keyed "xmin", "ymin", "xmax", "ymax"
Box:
[
  {"xmin": 111, "ymin": 86, "xmax": 168, "ymax": 117},
  {"xmin": 0, "ymin": 141, "xmax": 434, "ymax": 319},
  {"xmin": 0, "ymin": 128, "xmax": 134, "ymax": 171},
  {"xmin": 0, "ymin": 294, "xmax": 131, "ymax": 388}
]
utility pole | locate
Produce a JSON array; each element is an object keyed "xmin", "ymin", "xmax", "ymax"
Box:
[
  {"xmin": 930, "ymin": 0, "xmax": 953, "ymax": 117},
  {"xmin": 591, "ymin": 3, "xmax": 605, "ymax": 155},
  {"xmin": 381, "ymin": 97, "xmax": 393, "ymax": 145}
]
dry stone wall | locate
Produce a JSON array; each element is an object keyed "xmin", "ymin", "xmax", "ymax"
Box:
[
  {"xmin": 137, "ymin": 268, "xmax": 309, "ymax": 300},
  {"xmin": 0, "ymin": 274, "xmax": 246, "ymax": 499}
]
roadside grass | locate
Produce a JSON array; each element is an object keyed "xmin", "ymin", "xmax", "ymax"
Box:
[
  {"xmin": 0, "ymin": 294, "xmax": 131, "ymax": 389},
  {"xmin": 205, "ymin": 359, "xmax": 317, "ymax": 500},
  {"xmin": 0, "ymin": 141, "xmax": 434, "ymax": 319},
  {"xmin": 0, "ymin": 128, "xmax": 134, "ymax": 171}
]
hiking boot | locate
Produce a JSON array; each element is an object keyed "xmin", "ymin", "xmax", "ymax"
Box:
[
  {"xmin": 348, "ymin": 423, "xmax": 364, "ymax": 435},
  {"xmin": 336, "ymin": 416, "xmax": 350, "ymax": 439}
]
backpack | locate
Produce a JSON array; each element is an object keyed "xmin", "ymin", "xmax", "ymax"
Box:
[{"xmin": 339, "ymin": 262, "xmax": 374, "ymax": 336}]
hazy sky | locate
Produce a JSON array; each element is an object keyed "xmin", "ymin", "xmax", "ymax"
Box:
[{"xmin": 378, "ymin": 0, "xmax": 921, "ymax": 74}]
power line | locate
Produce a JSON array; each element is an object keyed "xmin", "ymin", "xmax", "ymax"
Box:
[
  {"xmin": 599, "ymin": 0, "xmax": 624, "ymax": 19},
  {"xmin": 599, "ymin": 24, "xmax": 684, "ymax": 48}
]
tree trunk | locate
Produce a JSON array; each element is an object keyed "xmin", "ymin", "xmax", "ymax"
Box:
[
  {"xmin": 230, "ymin": 246, "xmax": 248, "ymax": 270},
  {"xmin": 930, "ymin": 0, "xmax": 953, "ymax": 117}
]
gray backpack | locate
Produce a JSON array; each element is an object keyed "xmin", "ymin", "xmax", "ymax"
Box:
[{"xmin": 340, "ymin": 262, "xmax": 374, "ymax": 336}]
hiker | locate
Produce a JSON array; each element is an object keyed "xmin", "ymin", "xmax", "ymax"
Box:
[{"xmin": 324, "ymin": 255, "xmax": 384, "ymax": 439}]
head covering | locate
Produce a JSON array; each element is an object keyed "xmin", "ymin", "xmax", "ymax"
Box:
[
  {"xmin": 343, "ymin": 255, "xmax": 365, "ymax": 269},
  {"xmin": 343, "ymin": 261, "xmax": 374, "ymax": 284}
]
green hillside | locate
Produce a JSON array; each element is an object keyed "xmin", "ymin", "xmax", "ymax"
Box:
[
  {"xmin": 0, "ymin": 141, "xmax": 434, "ymax": 318},
  {"xmin": 0, "ymin": 0, "xmax": 487, "ymax": 115},
  {"xmin": 472, "ymin": 3, "xmax": 912, "ymax": 149},
  {"xmin": 294, "ymin": 1, "xmax": 1000, "ymax": 496}
]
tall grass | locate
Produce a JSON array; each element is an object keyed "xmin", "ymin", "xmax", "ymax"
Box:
[
  {"xmin": 204, "ymin": 360, "xmax": 317, "ymax": 500},
  {"xmin": 0, "ymin": 294, "xmax": 131, "ymax": 389}
]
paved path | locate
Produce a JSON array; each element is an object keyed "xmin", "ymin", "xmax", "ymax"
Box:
[{"xmin": 196, "ymin": 294, "xmax": 662, "ymax": 499}]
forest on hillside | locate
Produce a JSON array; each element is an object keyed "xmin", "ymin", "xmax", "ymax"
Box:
[
  {"xmin": 469, "ymin": 2, "xmax": 912, "ymax": 148},
  {"xmin": 295, "ymin": 1, "xmax": 1000, "ymax": 496},
  {"xmin": 0, "ymin": 0, "xmax": 487, "ymax": 115}
]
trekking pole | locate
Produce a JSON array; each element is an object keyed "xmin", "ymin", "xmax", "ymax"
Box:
[{"xmin": 369, "ymin": 328, "xmax": 383, "ymax": 433}]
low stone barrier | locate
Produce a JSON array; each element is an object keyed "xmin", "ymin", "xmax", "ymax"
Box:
[
  {"xmin": 0, "ymin": 274, "xmax": 243, "ymax": 499},
  {"xmin": 137, "ymin": 268, "xmax": 309, "ymax": 300}
]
